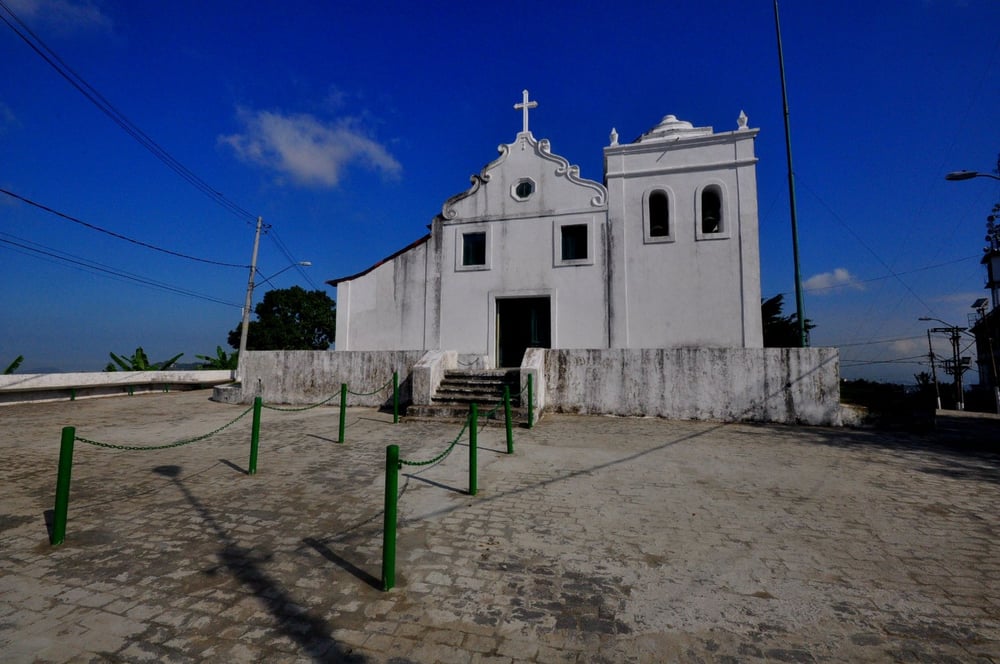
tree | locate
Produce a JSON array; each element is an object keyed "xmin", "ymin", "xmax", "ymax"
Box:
[
  {"xmin": 105, "ymin": 347, "xmax": 184, "ymax": 372},
  {"xmin": 761, "ymin": 294, "xmax": 815, "ymax": 347},
  {"xmin": 196, "ymin": 346, "xmax": 238, "ymax": 370},
  {"xmin": 228, "ymin": 286, "xmax": 336, "ymax": 351}
]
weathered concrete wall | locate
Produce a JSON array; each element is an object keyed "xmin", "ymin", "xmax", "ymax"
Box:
[
  {"xmin": 0, "ymin": 371, "xmax": 233, "ymax": 406},
  {"xmin": 411, "ymin": 351, "xmax": 456, "ymax": 406},
  {"xmin": 240, "ymin": 350, "xmax": 424, "ymax": 406},
  {"xmin": 544, "ymin": 348, "xmax": 840, "ymax": 425}
]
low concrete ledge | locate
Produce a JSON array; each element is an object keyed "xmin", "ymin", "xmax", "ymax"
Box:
[{"xmin": 0, "ymin": 371, "xmax": 234, "ymax": 406}]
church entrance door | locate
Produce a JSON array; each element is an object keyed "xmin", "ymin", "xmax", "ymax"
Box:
[{"xmin": 496, "ymin": 297, "xmax": 551, "ymax": 368}]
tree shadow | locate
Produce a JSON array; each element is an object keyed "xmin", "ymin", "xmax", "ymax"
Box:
[{"xmin": 150, "ymin": 465, "xmax": 359, "ymax": 662}]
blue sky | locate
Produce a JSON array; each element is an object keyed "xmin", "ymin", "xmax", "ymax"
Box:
[{"xmin": 1, "ymin": 0, "xmax": 998, "ymax": 383}]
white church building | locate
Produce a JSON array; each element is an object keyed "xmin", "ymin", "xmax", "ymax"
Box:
[{"xmin": 330, "ymin": 91, "xmax": 763, "ymax": 367}]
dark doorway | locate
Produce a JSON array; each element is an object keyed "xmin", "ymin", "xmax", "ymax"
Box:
[{"xmin": 496, "ymin": 297, "xmax": 551, "ymax": 368}]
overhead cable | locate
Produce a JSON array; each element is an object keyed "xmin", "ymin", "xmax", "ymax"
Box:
[
  {"xmin": 0, "ymin": 233, "xmax": 241, "ymax": 308},
  {"xmin": 0, "ymin": 0, "xmax": 256, "ymax": 223},
  {"xmin": 0, "ymin": 187, "xmax": 248, "ymax": 268}
]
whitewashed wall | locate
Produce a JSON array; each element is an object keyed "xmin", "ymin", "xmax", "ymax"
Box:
[
  {"xmin": 239, "ymin": 350, "xmax": 424, "ymax": 406},
  {"xmin": 544, "ymin": 348, "xmax": 841, "ymax": 425},
  {"xmin": 230, "ymin": 348, "xmax": 840, "ymax": 425}
]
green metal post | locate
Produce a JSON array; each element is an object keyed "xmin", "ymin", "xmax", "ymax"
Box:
[
  {"xmin": 51, "ymin": 427, "xmax": 75, "ymax": 545},
  {"xmin": 469, "ymin": 403, "xmax": 478, "ymax": 496},
  {"xmin": 503, "ymin": 385, "xmax": 514, "ymax": 454},
  {"xmin": 70, "ymin": 388, "xmax": 76, "ymax": 401},
  {"xmin": 382, "ymin": 444, "xmax": 399, "ymax": 591},
  {"xmin": 248, "ymin": 396, "xmax": 261, "ymax": 475},
  {"xmin": 527, "ymin": 374, "xmax": 534, "ymax": 429},
  {"xmin": 392, "ymin": 371, "xmax": 399, "ymax": 424},
  {"xmin": 338, "ymin": 383, "xmax": 347, "ymax": 443}
]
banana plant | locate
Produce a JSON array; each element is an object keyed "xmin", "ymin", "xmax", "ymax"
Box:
[
  {"xmin": 104, "ymin": 347, "xmax": 183, "ymax": 372},
  {"xmin": 3, "ymin": 355, "xmax": 23, "ymax": 374},
  {"xmin": 196, "ymin": 346, "xmax": 237, "ymax": 370}
]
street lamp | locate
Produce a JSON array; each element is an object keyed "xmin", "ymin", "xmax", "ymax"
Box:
[
  {"xmin": 919, "ymin": 317, "xmax": 970, "ymax": 411},
  {"xmin": 945, "ymin": 170, "xmax": 1000, "ymax": 182},
  {"xmin": 257, "ymin": 261, "xmax": 312, "ymax": 288}
]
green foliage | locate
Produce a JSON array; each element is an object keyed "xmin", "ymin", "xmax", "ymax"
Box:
[
  {"xmin": 228, "ymin": 286, "xmax": 336, "ymax": 351},
  {"xmin": 762, "ymin": 294, "xmax": 815, "ymax": 347},
  {"xmin": 196, "ymin": 346, "xmax": 238, "ymax": 370},
  {"xmin": 3, "ymin": 355, "xmax": 24, "ymax": 375},
  {"xmin": 104, "ymin": 347, "xmax": 184, "ymax": 372}
]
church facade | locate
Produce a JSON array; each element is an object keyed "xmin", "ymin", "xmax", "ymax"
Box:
[{"xmin": 330, "ymin": 93, "xmax": 763, "ymax": 368}]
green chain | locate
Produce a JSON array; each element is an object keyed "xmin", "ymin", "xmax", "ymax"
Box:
[
  {"xmin": 262, "ymin": 393, "xmax": 340, "ymax": 412},
  {"xmin": 346, "ymin": 376, "xmax": 394, "ymax": 397},
  {"xmin": 75, "ymin": 405, "xmax": 255, "ymax": 451},
  {"xmin": 400, "ymin": 418, "xmax": 469, "ymax": 467}
]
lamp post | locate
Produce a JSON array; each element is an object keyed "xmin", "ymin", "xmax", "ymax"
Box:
[
  {"xmin": 919, "ymin": 316, "xmax": 969, "ymax": 411},
  {"xmin": 945, "ymin": 171, "xmax": 1000, "ymax": 182}
]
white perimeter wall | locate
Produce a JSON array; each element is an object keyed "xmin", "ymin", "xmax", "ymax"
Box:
[
  {"xmin": 237, "ymin": 348, "xmax": 840, "ymax": 425},
  {"xmin": 242, "ymin": 350, "xmax": 425, "ymax": 406},
  {"xmin": 544, "ymin": 348, "xmax": 840, "ymax": 425}
]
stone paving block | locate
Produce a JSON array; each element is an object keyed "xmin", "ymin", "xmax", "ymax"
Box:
[{"xmin": 1, "ymin": 392, "xmax": 998, "ymax": 662}]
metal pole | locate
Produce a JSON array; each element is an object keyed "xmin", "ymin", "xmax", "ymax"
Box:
[
  {"xmin": 381, "ymin": 445, "xmax": 399, "ymax": 591},
  {"xmin": 248, "ymin": 396, "xmax": 262, "ymax": 475},
  {"xmin": 51, "ymin": 426, "xmax": 75, "ymax": 545},
  {"xmin": 527, "ymin": 374, "xmax": 534, "ymax": 429},
  {"xmin": 392, "ymin": 371, "xmax": 399, "ymax": 424},
  {"xmin": 774, "ymin": 0, "xmax": 807, "ymax": 347},
  {"xmin": 927, "ymin": 330, "xmax": 942, "ymax": 410},
  {"xmin": 236, "ymin": 216, "xmax": 264, "ymax": 384},
  {"xmin": 503, "ymin": 385, "xmax": 514, "ymax": 454},
  {"xmin": 338, "ymin": 383, "xmax": 347, "ymax": 443},
  {"xmin": 469, "ymin": 404, "xmax": 478, "ymax": 496}
]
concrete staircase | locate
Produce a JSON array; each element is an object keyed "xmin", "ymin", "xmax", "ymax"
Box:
[{"xmin": 407, "ymin": 369, "xmax": 528, "ymax": 424}]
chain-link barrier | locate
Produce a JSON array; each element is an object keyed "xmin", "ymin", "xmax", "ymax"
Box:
[
  {"xmin": 347, "ymin": 376, "xmax": 394, "ymax": 397},
  {"xmin": 399, "ymin": 416, "xmax": 469, "ymax": 468},
  {"xmin": 262, "ymin": 393, "xmax": 340, "ymax": 412},
  {"xmin": 74, "ymin": 404, "xmax": 255, "ymax": 451}
]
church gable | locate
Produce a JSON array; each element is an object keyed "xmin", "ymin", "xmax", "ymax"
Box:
[{"xmin": 439, "ymin": 94, "xmax": 606, "ymax": 224}]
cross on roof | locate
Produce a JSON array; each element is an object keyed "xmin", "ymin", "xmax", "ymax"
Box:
[{"xmin": 514, "ymin": 89, "xmax": 537, "ymax": 134}]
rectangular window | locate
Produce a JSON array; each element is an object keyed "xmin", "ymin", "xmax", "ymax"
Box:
[
  {"xmin": 462, "ymin": 232, "xmax": 486, "ymax": 266},
  {"xmin": 561, "ymin": 224, "xmax": 588, "ymax": 261}
]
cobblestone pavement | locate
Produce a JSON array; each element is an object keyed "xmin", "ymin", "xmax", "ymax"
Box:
[{"xmin": 1, "ymin": 390, "xmax": 998, "ymax": 663}]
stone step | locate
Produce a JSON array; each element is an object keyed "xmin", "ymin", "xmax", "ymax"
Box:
[
  {"xmin": 406, "ymin": 403, "xmax": 530, "ymax": 425},
  {"xmin": 432, "ymin": 389, "xmax": 522, "ymax": 405}
]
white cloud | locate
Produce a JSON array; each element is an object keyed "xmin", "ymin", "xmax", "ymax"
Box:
[
  {"xmin": 6, "ymin": 0, "xmax": 112, "ymax": 34},
  {"xmin": 890, "ymin": 338, "xmax": 922, "ymax": 355},
  {"xmin": 219, "ymin": 108, "xmax": 401, "ymax": 188},
  {"xmin": 803, "ymin": 268, "xmax": 863, "ymax": 294}
]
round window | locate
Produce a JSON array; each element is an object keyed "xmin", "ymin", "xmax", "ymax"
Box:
[{"xmin": 513, "ymin": 179, "xmax": 534, "ymax": 200}]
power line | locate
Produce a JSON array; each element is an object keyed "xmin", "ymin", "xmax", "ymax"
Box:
[
  {"xmin": 0, "ymin": 0, "xmax": 256, "ymax": 223},
  {"xmin": 268, "ymin": 228, "xmax": 321, "ymax": 290},
  {"xmin": 0, "ymin": 233, "xmax": 241, "ymax": 308},
  {"xmin": 0, "ymin": 187, "xmax": 248, "ymax": 268},
  {"xmin": 832, "ymin": 334, "xmax": 925, "ymax": 348},
  {"xmin": 784, "ymin": 254, "xmax": 980, "ymax": 297}
]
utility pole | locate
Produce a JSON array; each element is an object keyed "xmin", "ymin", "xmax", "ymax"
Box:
[
  {"xmin": 236, "ymin": 216, "xmax": 263, "ymax": 384},
  {"xmin": 925, "ymin": 330, "xmax": 942, "ymax": 410},
  {"xmin": 774, "ymin": 0, "xmax": 807, "ymax": 347}
]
